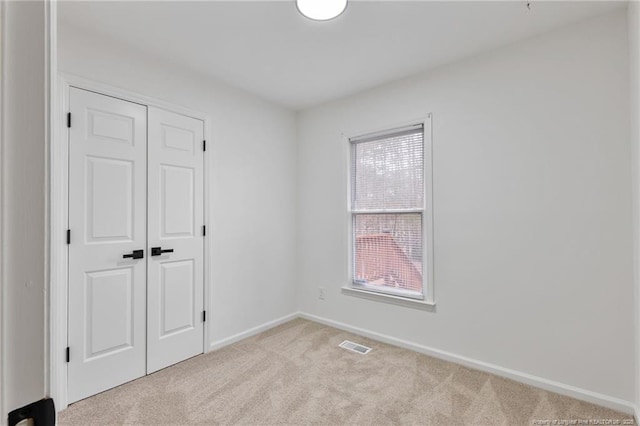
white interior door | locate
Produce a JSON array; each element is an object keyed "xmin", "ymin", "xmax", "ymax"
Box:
[
  {"xmin": 68, "ymin": 87, "xmax": 147, "ymax": 403},
  {"xmin": 147, "ymin": 107, "xmax": 205, "ymax": 374}
]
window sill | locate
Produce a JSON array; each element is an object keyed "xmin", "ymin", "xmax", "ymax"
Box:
[{"xmin": 341, "ymin": 286, "xmax": 436, "ymax": 311}]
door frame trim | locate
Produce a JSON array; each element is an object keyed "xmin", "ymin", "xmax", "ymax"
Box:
[{"xmin": 50, "ymin": 73, "xmax": 213, "ymax": 411}]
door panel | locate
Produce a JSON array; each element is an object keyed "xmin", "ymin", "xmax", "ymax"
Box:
[
  {"xmin": 147, "ymin": 107, "xmax": 204, "ymax": 374},
  {"xmin": 85, "ymin": 268, "xmax": 134, "ymax": 358},
  {"xmin": 160, "ymin": 260, "xmax": 195, "ymax": 337},
  {"xmin": 161, "ymin": 165, "xmax": 195, "ymax": 237},
  {"xmin": 86, "ymin": 108, "xmax": 136, "ymax": 145},
  {"xmin": 86, "ymin": 157, "xmax": 134, "ymax": 242},
  {"xmin": 161, "ymin": 124, "xmax": 196, "ymax": 153},
  {"xmin": 68, "ymin": 88, "xmax": 147, "ymax": 403}
]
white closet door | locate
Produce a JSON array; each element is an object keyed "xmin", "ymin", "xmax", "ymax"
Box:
[
  {"xmin": 147, "ymin": 107, "xmax": 205, "ymax": 374},
  {"xmin": 68, "ymin": 87, "xmax": 147, "ymax": 403}
]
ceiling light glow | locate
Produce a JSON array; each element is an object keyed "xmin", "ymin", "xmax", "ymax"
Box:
[{"xmin": 296, "ymin": 0, "xmax": 347, "ymax": 21}]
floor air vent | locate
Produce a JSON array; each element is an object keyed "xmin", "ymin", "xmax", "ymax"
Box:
[{"xmin": 339, "ymin": 340, "xmax": 372, "ymax": 355}]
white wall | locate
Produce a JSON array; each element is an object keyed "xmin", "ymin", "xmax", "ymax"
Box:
[
  {"xmin": 297, "ymin": 10, "xmax": 634, "ymax": 402},
  {"xmin": 57, "ymin": 25, "xmax": 299, "ymax": 346},
  {"xmin": 629, "ymin": 1, "xmax": 640, "ymax": 415},
  {"xmin": 2, "ymin": 0, "xmax": 48, "ymax": 415}
]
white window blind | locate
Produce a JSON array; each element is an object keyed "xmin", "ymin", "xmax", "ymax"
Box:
[{"xmin": 350, "ymin": 124, "xmax": 425, "ymax": 299}]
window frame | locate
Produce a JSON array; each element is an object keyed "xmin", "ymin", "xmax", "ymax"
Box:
[{"xmin": 344, "ymin": 115, "xmax": 435, "ymax": 307}]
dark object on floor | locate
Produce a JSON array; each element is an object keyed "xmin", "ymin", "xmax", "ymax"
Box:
[{"xmin": 8, "ymin": 398, "xmax": 55, "ymax": 426}]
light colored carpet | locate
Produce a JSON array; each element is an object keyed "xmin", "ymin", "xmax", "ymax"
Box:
[{"xmin": 58, "ymin": 318, "xmax": 635, "ymax": 425}]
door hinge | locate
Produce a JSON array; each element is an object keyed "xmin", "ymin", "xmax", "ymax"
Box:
[
  {"xmin": 202, "ymin": 311, "xmax": 206, "ymax": 322},
  {"xmin": 67, "ymin": 112, "xmax": 71, "ymax": 128},
  {"xmin": 66, "ymin": 229, "xmax": 71, "ymax": 245},
  {"xmin": 202, "ymin": 225, "xmax": 206, "ymax": 237},
  {"xmin": 66, "ymin": 347, "xmax": 70, "ymax": 363},
  {"xmin": 203, "ymin": 140, "xmax": 206, "ymax": 151}
]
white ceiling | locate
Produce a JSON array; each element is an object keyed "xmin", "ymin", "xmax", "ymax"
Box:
[{"xmin": 59, "ymin": 1, "xmax": 626, "ymax": 110}]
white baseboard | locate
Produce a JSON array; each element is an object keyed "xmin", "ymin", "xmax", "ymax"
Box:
[
  {"xmin": 208, "ymin": 312, "xmax": 299, "ymax": 351},
  {"xmin": 298, "ymin": 312, "xmax": 636, "ymax": 416}
]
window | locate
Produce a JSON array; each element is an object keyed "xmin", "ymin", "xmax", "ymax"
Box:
[{"xmin": 348, "ymin": 119, "xmax": 433, "ymax": 302}]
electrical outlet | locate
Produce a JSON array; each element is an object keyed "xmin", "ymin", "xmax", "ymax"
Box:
[{"xmin": 318, "ymin": 287, "xmax": 325, "ymax": 300}]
